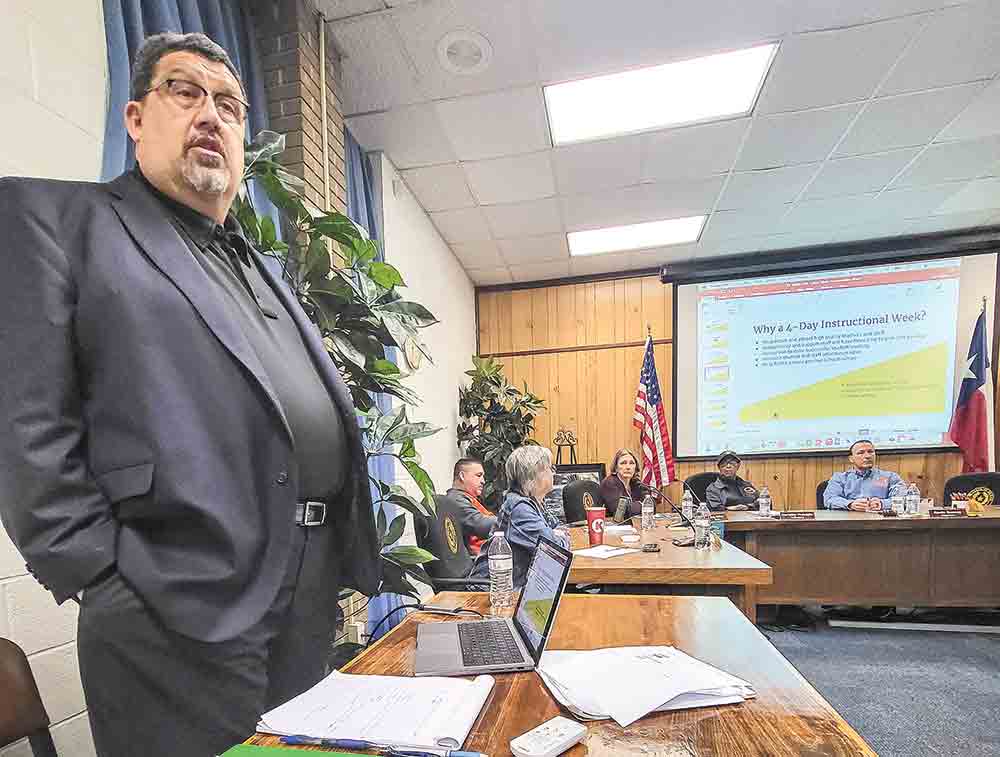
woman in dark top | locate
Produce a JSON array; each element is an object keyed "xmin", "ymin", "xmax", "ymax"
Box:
[{"xmin": 598, "ymin": 447, "xmax": 647, "ymax": 518}]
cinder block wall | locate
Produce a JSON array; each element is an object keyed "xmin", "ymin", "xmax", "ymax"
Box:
[{"xmin": 0, "ymin": 2, "xmax": 107, "ymax": 754}]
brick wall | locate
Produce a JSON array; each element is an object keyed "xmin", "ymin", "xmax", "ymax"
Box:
[
  {"xmin": 250, "ymin": 0, "xmax": 348, "ymax": 214},
  {"xmin": 0, "ymin": 2, "xmax": 106, "ymax": 754}
]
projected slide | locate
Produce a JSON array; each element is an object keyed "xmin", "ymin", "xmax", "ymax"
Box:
[{"xmin": 694, "ymin": 260, "xmax": 960, "ymax": 455}]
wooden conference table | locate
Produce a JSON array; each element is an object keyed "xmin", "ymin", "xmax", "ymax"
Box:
[
  {"xmin": 725, "ymin": 508, "xmax": 1000, "ymax": 608},
  {"xmin": 248, "ymin": 593, "xmax": 874, "ymax": 756},
  {"xmin": 567, "ymin": 522, "xmax": 772, "ymax": 623}
]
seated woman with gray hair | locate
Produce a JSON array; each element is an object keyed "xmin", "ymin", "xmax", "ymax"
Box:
[{"xmin": 469, "ymin": 445, "xmax": 570, "ymax": 588}]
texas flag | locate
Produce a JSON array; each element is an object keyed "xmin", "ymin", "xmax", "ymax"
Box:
[{"xmin": 948, "ymin": 309, "xmax": 993, "ymax": 472}]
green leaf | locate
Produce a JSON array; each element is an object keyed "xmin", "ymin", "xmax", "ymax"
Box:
[
  {"xmin": 260, "ymin": 216, "xmax": 277, "ymax": 249},
  {"xmin": 402, "ymin": 459, "xmax": 436, "ymax": 510},
  {"xmin": 386, "ymin": 545, "xmax": 437, "ymax": 565},
  {"xmin": 377, "ymin": 300, "xmax": 439, "ymax": 326},
  {"xmin": 332, "ymin": 333, "xmax": 366, "ymax": 368},
  {"xmin": 369, "ymin": 261, "xmax": 405, "ymax": 289},
  {"xmin": 379, "ymin": 560, "xmax": 422, "ymax": 598},
  {"xmin": 376, "ymin": 505, "xmax": 387, "ymax": 542},
  {"xmin": 370, "ymin": 358, "xmax": 401, "ymax": 376},
  {"xmin": 382, "ymin": 514, "xmax": 406, "ymax": 547}
]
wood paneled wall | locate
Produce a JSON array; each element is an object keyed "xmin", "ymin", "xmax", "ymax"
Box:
[{"xmin": 477, "ymin": 275, "xmax": 965, "ymax": 509}]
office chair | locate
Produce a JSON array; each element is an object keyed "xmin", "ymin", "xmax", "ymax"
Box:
[
  {"xmin": 562, "ymin": 479, "xmax": 603, "ymax": 524},
  {"xmin": 414, "ymin": 495, "xmax": 489, "ymax": 593},
  {"xmin": 0, "ymin": 638, "xmax": 57, "ymax": 756},
  {"xmin": 816, "ymin": 480, "xmax": 829, "ymax": 509},
  {"xmin": 684, "ymin": 472, "xmax": 718, "ymax": 504},
  {"xmin": 943, "ymin": 472, "xmax": 1000, "ymax": 511}
]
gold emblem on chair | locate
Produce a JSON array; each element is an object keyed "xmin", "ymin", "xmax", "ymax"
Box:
[
  {"xmin": 968, "ymin": 486, "xmax": 994, "ymax": 513},
  {"xmin": 444, "ymin": 516, "xmax": 460, "ymax": 555},
  {"xmin": 582, "ymin": 492, "xmax": 594, "ymax": 508}
]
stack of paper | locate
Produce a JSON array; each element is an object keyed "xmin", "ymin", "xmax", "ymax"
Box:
[
  {"xmin": 537, "ymin": 646, "xmax": 755, "ymax": 727},
  {"xmin": 572, "ymin": 545, "xmax": 639, "ymax": 559}
]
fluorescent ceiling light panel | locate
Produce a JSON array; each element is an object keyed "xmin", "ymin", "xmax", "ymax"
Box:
[
  {"xmin": 545, "ymin": 43, "xmax": 778, "ymax": 145},
  {"xmin": 568, "ymin": 216, "xmax": 706, "ymax": 256}
]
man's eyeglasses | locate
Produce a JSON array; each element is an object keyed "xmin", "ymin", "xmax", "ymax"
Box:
[{"xmin": 144, "ymin": 78, "xmax": 248, "ymax": 125}]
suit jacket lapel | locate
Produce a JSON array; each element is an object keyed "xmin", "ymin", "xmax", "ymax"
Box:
[{"xmin": 108, "ymin": 173, "xmax": 293, "ymax": 441}]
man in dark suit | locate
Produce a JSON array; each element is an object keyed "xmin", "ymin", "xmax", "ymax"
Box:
[{"xmin": 0, "ymin": 32, "xmax": 379, "ymax": 756}]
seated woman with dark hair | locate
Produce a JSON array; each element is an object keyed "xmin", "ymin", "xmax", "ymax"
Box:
[
  {"xmin": 598, "ymin": 447, "xmax": 646, "ymax": 518},
  {"xmin": 470, "ymin": 445, "xmax": 570, "ymax": 588}
]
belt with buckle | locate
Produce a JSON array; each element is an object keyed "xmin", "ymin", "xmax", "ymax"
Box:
[{"xmin": 294, "ymin": 501, "xmax": 327, "ymax": 527}]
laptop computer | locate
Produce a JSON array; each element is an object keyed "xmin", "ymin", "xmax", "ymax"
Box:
[{"xmin": 414, "ymin": 536, "xmax": 573, "ymax": 676}]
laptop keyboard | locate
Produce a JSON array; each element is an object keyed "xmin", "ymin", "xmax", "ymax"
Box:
[{"xmin": 458, "ymin": 621, "xmax": 526, "ymax": 667}]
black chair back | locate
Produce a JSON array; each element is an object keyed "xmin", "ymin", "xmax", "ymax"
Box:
[
  {"xmin": 562, "ymin": 479, "xmax": 603, "ymax": 524},
  {"xmin": 943, "ymin": 472, "xmax": 1000, "ymax": 510},
  {"xmin": 684, "ymin": 472, "xmax": 718, "ymax": 504},
  {"xmin": 816, "ymin": 480, "xmax": 829, "ymax": 509},
  {"xmin": 0, "ymin": 638, "xmax": 57, "ymax": 756}
]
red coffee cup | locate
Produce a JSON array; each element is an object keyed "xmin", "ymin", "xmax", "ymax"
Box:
[{"xmin": 585, "ymin": 506, "xmax": 606, "ymax": 546}]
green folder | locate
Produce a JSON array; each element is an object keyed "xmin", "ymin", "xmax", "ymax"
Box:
[{"xmin": 219, "ymin": 746, "xmax": 362, "ymax": 756}]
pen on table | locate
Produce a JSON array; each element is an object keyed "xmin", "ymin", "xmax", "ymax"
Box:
[{"xmin": 278, "ymin": 735, "xmax": 488, "ymax": 757}]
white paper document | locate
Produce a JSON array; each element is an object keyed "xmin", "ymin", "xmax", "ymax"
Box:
[
  {"xmin": 257, "ymin": 670, "xmax": 494, "ymax": 749},
  {"xmin": 572, "ymin": 545, "xmax": 639, "ymax": 559},
  {"xmin": 603, "ymin": 524, "xmax": 638, "ymax": 535},
  {"xmin": 537, "ymin": 647, "xmax": 754, "ymax": 727}
]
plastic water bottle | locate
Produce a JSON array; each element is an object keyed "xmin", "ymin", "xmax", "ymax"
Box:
[
  {"xmin": 891, "ymin": 488, "xmax": 905, "ymax": 516},
  {"xmin": 694, "ymin": 501, "xmax": 712, "ymax": 550},
  {"xmin": 681, "ymin": 489, "xmax": 694, "ymax": 522},
  {"xmin": 488, "ymin": 534, "xmax": 513, "ymax": 616},
  {"xmin": 905, "ymin": 483, "xmax": 920, "ymax": 516},
  {"xmin": 641, "ymin": 494, "xmax": 655, "ymax": 531},
  {"xmin": 757, "ymin": 486, "xmax": 772, "ymax": 516}
]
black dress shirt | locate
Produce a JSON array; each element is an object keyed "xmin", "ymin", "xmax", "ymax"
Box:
[{"xmin": 136, "ymin": 169, "xmax": 346, "ymax": 501}]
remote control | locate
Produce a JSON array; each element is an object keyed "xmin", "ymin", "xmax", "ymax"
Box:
[{"xmin": 510, "ymin": 715, "xmax": 587, "ymax": 757}]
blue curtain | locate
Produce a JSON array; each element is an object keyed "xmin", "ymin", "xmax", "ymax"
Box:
[
  {"xmin": 345, "ymin": 129, "xmax": 405, "ymax": 642},
  {"xmin": 100, "ymin": 0, "xmax": 273, "ymax": 221}
]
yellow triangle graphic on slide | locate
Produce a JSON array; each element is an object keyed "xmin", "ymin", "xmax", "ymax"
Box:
[{"xmin": 739, "ymin": 342, "xmax": 949, "ymax": 423}]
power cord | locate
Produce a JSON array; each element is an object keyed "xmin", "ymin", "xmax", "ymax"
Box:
[{"xmin": 365, "ymin": 602, "xmax": 484, "ymax": 647}]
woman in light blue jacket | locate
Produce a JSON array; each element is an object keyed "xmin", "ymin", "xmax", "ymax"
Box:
[{"xmin": 470, "ymin": 445, "xmax": 570, "ymax": 587}]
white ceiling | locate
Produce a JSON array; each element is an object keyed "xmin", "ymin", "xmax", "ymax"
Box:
[{"xmin": 319, "ymin": 0, "xmax": 1000, "ymax": 286}]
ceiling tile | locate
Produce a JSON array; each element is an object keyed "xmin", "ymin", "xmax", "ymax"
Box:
[
  {"xmin": 819, "ymin": 220, "xmax": 917, "ymax": 244},
  {"xmin": 390, "ymin": 0, "xmax": 540, "ymax": 101},
  {"xmin": 345, "ymin": 105, "xmax": 455, "ymax": 168},
  {"xmin": 879, "ymin": 2, "xmax": 1000, "ymax": 96},
  {"xmin": 561, "ymin": 177, "xmax": 723, "ymax": 231},
  {"xmin": 465, "ymin": 266, "xmax": 513, "ymax": 286},
  {"xmin": 464, "ymin": 151, "xmax": 556, "ymax": 205},
  {"xmin": 553, "ymin": 136, "xmax": 641, "ymax": 194},
  {"xmin": 874, "ymin": 182, "xmax": 966, "ymax": 218},
  {"xmin": 318, "ymin": 0, "xmax": 386, "ymax": 21},
  {"xmin": 783, "ymin": 194, "xmax": 881, "ymax": 231},
  {"xmin": 935, "ymin": 177, "xmax": 1000, "ymax": 214},
  {"xmin": 498, "ymin": 234, "xmax": 568, "ymax": 265},
  {"xmin": 893, "ymin": 136, "xmax": 1000, "ymax": 188},
  {"xmin": 736, "ymin": 104, "xmax": 862, "ymax": 170},
  {"xmin": 569, "ymin": 252, "xmax": 634, "ymax": 277},
  {"xmin": 399, "ymin": 163, "xmax": 474, "ymax": 212},
  {"xmin": 640, "ymin": 119, "xmax": 750, "ymax": 183},
  {"xmin": 905, "ymin": 209, "xmax": 997, "ymax": 234},
  {"xmin": 484, "ymin": 198, "xmax": 563, "ymax": 239},
  {"xmin": 718, "ymin": 164, "xmax": 820, "ymax": 210},
  {"xmin": 449, "ymin": 240, "xmax": 505, "ymax": 268},
  {"xmin": 428, "ymin": 207, "xmax": 492, "ymax": 242},
  {"xmin": 700, "ymin": 207, "xmax": 790, "ymax": 241},
  {"xmin": 835, "ymin": 82, "xmax": 985, "ymax": 156},
  {"xmin": 803, "ymin": 148, "xmax": 921, "ymax": 199},
  {"xmin": 757, "ymin": 17, "xmax": 921, "ymax": 114},
  {"xmin": 330, "ymin": 15, "xmax": 424, "ymax": 114},
  {"xmin": 787, "ymin": 1, "xmax": 963, "ymax": 33},
  {"xmin": 435, "ymin": 87, "xmax": 550, "ymax": 161},
  {"xmin": 631, "ymin": 244, "xmax": 699, "ymax": 268},
  {"xmin": 509, "ymin": 260, "xmax": 572, "ymax": 283},
  {"xmin": 939, "ymin": 78, "xmax": 1000, "ymax": 141}
]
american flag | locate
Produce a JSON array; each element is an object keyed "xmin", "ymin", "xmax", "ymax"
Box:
[{"xmin": 633, "ymin": 336, "xmax": 675, "ymax": 487}]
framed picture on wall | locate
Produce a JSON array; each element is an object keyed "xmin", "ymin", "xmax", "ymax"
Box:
[{"xmin": 542, "ymin": 463, "xmax": 607, "ymax": 524}]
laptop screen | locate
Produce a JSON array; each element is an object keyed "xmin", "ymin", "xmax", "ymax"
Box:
[{"xmin": 512, "ymin": 536, "xmax": 573, "ymax": 663}]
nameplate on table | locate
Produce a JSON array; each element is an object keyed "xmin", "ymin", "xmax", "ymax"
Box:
[
  {"xmin": 710, "ymin": 513, "xmax": 726, "ymax": 522},
  {"xmin": 778, "ymin": 510, "xmax": 816, "ymax": 520},
  {"xmin": 929, "ymin": 508, "xmax": 967, "ymax": 518}
]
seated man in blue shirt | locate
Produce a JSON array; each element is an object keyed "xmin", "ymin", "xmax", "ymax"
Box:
[{"xmin": 824, "ymin": 439, "xmax": 906, "ymax": 511}]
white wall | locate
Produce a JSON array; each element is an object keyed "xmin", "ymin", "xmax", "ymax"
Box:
[
  {"xmin": 375, "ymin": 153, "xmax": 478, "ymax": 495},
  {"xmin": 1, "ymin": 2, "xmax": 106, "ymax": 755}
]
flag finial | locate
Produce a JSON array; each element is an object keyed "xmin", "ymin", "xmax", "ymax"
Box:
[
  {"xmin": 983, "ymin": 297, "xmax": 988, "ymax": 313},
  {"xmin": 647, "ymin": 323, "xmax": 652, "ymax": 337}
]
